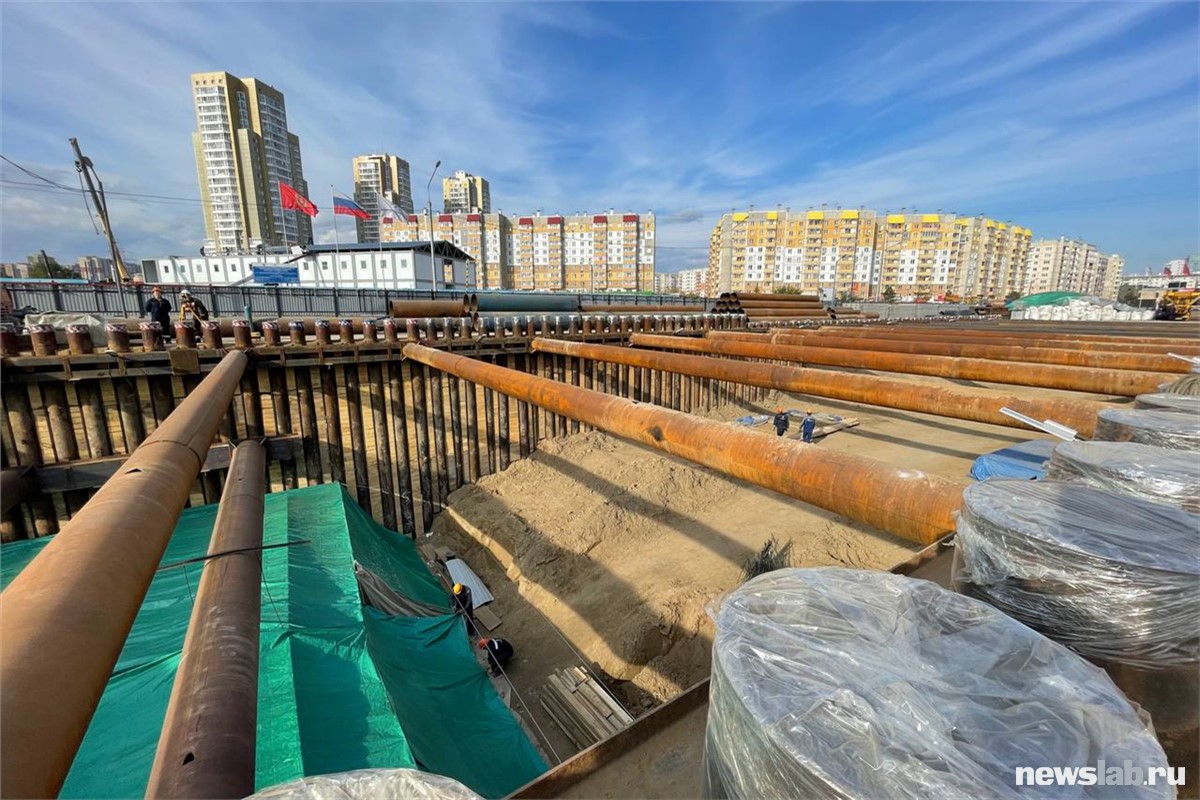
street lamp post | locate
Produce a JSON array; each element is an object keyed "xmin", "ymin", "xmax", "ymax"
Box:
[{"xmin": 426, "ymin": 161, "xmax": 441, "ymax": 291}]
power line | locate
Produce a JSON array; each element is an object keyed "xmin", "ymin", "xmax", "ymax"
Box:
[{"xmin": 0, "ymin": 154, "xmax": 77, "ymax": 191}]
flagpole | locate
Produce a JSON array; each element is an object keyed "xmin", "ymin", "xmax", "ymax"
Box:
[
  {"xmin": 276, "ymin": 180, "xmax": 289, "ymax": 250},
  {"xmin": 331, "ymin": 184, "xmax": 343, "ymax": 291}
]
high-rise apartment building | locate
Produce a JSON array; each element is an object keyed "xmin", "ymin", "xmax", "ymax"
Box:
[
  {"xmin": 1025, "ymin": 238, "xmax": 1124, "ymax": 299},
  {"xmin": 191, "ymin": 72, "xmax": 311, "ymax": 254},
  {"xmin": 442, "ymin": 170, "xmax": 491, "ymax": 213},
  {"xmin": 708, "ymin": 209, "xmax": 1031, "ymax": 301},
  {"xmin": 352, "ymin": 154, "xmax": 414, "ymax": 243},
  {"xmin": 678, "ymin": 267, "xmax": 709, "ymax": 296},
  {"xmin": 381, "ymin": 210, "xmax": 654, "ymax": 291},
  {"xmin": 77, "ymin": 256, "xmax": 115, "ymax": 282},
  {"xmin": 654, "ymin": 272, "xmax": 681, "ymax": 294}
]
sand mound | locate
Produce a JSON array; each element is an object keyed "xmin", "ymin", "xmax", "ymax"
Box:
[{"xmin": 433, "ymin": 429, "xmax": 918, "ymax": 703}]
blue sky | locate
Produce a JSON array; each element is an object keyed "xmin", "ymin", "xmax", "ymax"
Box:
[{"xmin": 1, "ymin": 1, "xmax": 1197, "ymax": 274}]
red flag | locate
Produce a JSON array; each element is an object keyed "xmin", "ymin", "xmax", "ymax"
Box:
[
  {"xmin": 280, "ymin": 181, "xmax": 318, "ymax": 216},
  {"xmin": 1184, "ymin": 258, "xmax": 1191, "ymax": 276}
]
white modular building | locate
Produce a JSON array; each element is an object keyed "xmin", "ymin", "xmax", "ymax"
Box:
[{"xmin": 142, "ymin": 241, "xmax": 476, "ymax": 291}]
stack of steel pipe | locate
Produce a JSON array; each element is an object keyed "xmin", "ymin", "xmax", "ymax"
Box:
[
  {"xmin": 722, "ymin": 330, "xmax": 1192, "ymax": 373},
  {"xmin": 805, "ymin": 325, "xmax": 1200, "ymax": 355},
  {"xmin": 531, "ymin": 338, "xmax": 1111, "ymax": 436},
  {"xmin": 631, "ymin": 332, "xmax": 1171, "ymax": 396}
]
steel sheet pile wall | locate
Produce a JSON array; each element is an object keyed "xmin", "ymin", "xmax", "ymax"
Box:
[{"xmin": 1, "ymin": 314, "xmax": 763, "ymax": 542}]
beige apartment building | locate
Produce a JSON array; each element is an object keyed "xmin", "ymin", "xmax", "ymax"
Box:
[
  {"xmin": 352, "ymin": 154, "xmax": 413, "ymax": 243},
  {"xmin": 191, "ymin": 71, "xmax": 311, "ymax": 253},
  {"xmin": 381, "ymin": 211, "xmax": 654, "ymax": 292},
  {"xmin": 708, "ymin": 209, "xmax": 1031, "ymax": 301},
  {"xmin": 442, "ymin": 171, "xmax": 491, "ymax": 213},
  {"xmin": 381, "ymin": 211, "xmax": 510, "ymax": 289},
  {"xmin": 1025, "ymin": 238, "xmax": 1124, "ymax": 299}
]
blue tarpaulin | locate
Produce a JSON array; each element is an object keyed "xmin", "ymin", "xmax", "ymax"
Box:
[{"xmin": 970, "ymin": 439, "xmax": 1056, "ymax": 481}]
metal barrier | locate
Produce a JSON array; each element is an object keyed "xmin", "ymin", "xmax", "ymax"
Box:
[{"xmin": 3, "ymin": 283, "xmax": 709, "ymax": 320}]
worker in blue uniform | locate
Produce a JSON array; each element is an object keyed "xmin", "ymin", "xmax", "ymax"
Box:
[{"xmin": 801, "ymin": 411, "xmax": 817, "ymax": 443}]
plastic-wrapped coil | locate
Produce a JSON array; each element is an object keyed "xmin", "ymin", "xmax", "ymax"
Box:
[
  {"xmin": 704, "ymin": 568, "xmax": 1169, "ymax": 800},
  {"xmin": 1159, "ymin": 374, "xmax": 1200, "ymax": 396},
  {"xmin": 1093, "ymin": 407, "xmax": 1200, "ymax": 450},
  {"xmin": 1046, "ymin": 441, "xmax": 1200, "ymax": 510},
  {"xmin": 249, "ymin": 769, "xmax": 481, "ymax": 800},
  {"xmin": 952, "ymin": 480, "xmax": 1199, "ymax": 669},
  {"xmin": 1134, "ymin": 392, "xmax": 1200, "ymax": 413}
]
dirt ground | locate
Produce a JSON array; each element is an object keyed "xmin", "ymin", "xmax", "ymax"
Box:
[{"xmin": 429, "ymin": 370, "xmax": 1133, "ymax": 763}]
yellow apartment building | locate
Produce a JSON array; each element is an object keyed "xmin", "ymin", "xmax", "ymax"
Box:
[
  {"xmin": 191, "ymin": 71, "xmax": 312, "ymax": 254},
  {"xmin": 708, "ymin": 208, "xmax": 1032, "ymax": 300}
]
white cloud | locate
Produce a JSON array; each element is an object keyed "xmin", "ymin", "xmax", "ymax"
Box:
[{"xmin": 0, "ymin": 2, "xmax": 1195, "ymax": 272}]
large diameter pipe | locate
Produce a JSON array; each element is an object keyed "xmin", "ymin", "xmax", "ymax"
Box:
[
  {"xmin": 389, "ymin": 299, "xmax": 472, "ymax": 317},
  {"xmin": 0, "ymin": 468, "xmax": 34, "ymax": 516},
  {"xmin": 794, "ymin": 327, "xmax": 1200, "ymax": 356},
  {"xmin": 0, "ymin": 350, "xmax": 248, "ymax": 800},
  {"xmin": 403, "ymin": 343, "xmax": 964, "ymax": 544},
  {"xmin": 629, "ymin": 334, "xmax": 1170, "ymax": 397},
  {"xmin": 531, "ymin": 338, "xmax": 1109, "ymax": 437},
  {"xmin": 475, "ymin": 293, "xmax": 580, "ymax": 313},
  {"xmin": 733, "ymin": 292, "xmax": 820, "ymax": 302},
  {"xmin": 145, "ymin": 440, "xmax": 265, "ymax": 800},
  {"xmin": 718, "ymin": 331, "xmax": 1190, "ymax": 373},
  {"xmin": 812, "ymin": 326, "xmax": 1200, "ymax": 353},
  {"xmin": 581, "ymin": 304, "xmax": 701, "ymax": 313}
]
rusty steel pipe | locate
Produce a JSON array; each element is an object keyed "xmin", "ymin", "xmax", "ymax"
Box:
[
  {"xmin": 0, "ymin": 351, "xmax": 248, "ymax": 799},
  {"xmin": 145, "ymin": 440, "xmax": 265, "ymax": 800},
  {"xmin": 260, "ymin": 321, "xmax": 281, "ymax": 346},
  {"xmin": 714, "ymin": 331, "xmax": 1191, "ymax": 373},
  {"xmin": 140, "ymin": 321, "xmax": 164, "ymax": 351},
  {"xmin": 200, "ymin": 320, "xmax": 224, "ymax": 350},
  {"xmin": 819, "ymin": 325, "xmax": 1200, "ymax": 348},
  {"xmin": 231, "ymin": 319, "xmax": 252, "ymax": 350},
  {"xmin": 389, "ymin": 298, "xmax": 473, "ymax": 318},
  {"xmin": 403, "ymin": 343, "xmax": 964, "ymax": 544},
  {"xmin": 104, "ymin": 321, "xmax": 131, "ymax": 352},
  {"xmin": 532, "ymin": 338, "xmax": 1110, "ymax": 437},
  {"xmin": 65, "ymin": 324, "xmax": 94, "ymax": 355},
  {"xmin": 630, "ymin": 334, "xmax": 1170, "ymax": 397},
  {"xmin": 794, "ymin": 327, "xmax": 1200, "ymax": 356},
  {"xmin": 811, "ymin": 326, "xmax": 1200, "ymax": 353},
  {"xmin": 29, "ymin": 324, "xmax": 57, "ymax": 356}
]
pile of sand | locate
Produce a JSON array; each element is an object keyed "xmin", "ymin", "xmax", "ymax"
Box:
[{"xmin": 432, "ymin": 429, "xmax": 918, "ymax": 704}]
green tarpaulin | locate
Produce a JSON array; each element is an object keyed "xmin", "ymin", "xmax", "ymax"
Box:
[{"xmin": 1, "ymin": 483, "xmax": 545, "ymax": 798}]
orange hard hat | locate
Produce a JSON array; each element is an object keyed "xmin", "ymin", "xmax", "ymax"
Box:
[{"xmin": 477, "ymin": 638, "xmax": 489, "ymax": 649}]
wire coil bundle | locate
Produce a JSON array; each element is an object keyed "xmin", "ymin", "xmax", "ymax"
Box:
[
  {"xmin": 703, "ymin": 568, "xmax": 1169, "ymax": 799},
  {"xmin": 1093, "ymin": 407, "xmax": 1200, "ymax": 450},
  {"xmin": 1046, "ymin": 441, "xmax": 1200, "ymax": 510}
]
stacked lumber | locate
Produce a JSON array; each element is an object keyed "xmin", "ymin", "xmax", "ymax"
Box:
[{"xmin": 539, "ymin": 667, "xmax": 634, "ymax": 749}]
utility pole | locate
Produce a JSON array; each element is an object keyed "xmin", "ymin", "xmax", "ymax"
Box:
[{"xmin": 70, "ymin": 137, "xmax": 129, "ymax": 314}]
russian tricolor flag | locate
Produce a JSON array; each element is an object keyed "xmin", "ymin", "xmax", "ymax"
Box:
[{"xmin": 333, "ymin": 194, "xmax": 370, "ymax": 219}]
